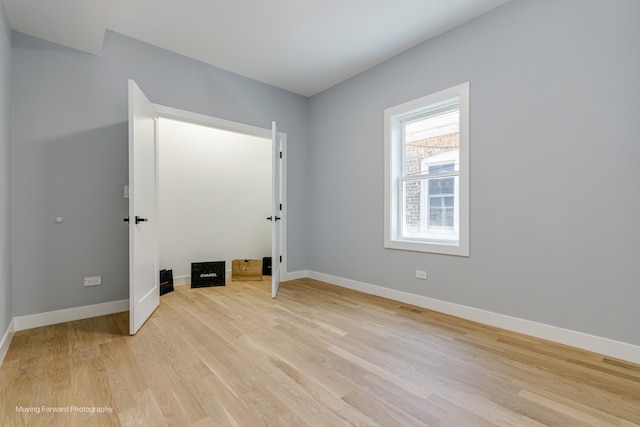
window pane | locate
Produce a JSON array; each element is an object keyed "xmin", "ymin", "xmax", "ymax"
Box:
[
  {"xmin": 429, "ymin": 196, "xmax": 454, "ymax": 228},
  {"xmin": 402, "ymin": 178, "xmax": 456, "ymax": 237},
  {"xmin": 402, "ymin": 180, "xmax": 422, "ymax": 237},
  {"xmin": 403, "ymin": 108, "xmax": 459, "ymax": 176},
  {"xmin": 429, "ymin": 176, "xmax": 454, "ymax": 194},
  {"xmin": 429, "ymin": 163, "xmax": 454, "ymax": 174}
]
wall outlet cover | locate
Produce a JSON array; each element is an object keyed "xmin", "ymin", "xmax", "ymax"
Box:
[{"xmin": 84, "ymin": 276, "xmax": 102, "ymax": 286}]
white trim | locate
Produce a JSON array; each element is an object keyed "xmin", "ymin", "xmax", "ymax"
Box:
[
  {"xmin": 306, "ymin": 271, "xmax": 640, "ymax": 365},
  {"xmin": 279, "ymin": 134, "xmax": 288, "ymax": 279},
  {"xmin": 0, "ymin": 318, "xmax": 15, "ymax": 364},
  {"xmin": 13, "ymin": 300, "xmax": 129, "ymax": 332},
  {"xmin": 172, "ymin": 273, "xmax": 236, "ymax": 287},
  {"xmin": 173, "ymin": 275, "xmax": 190, "ymax": 286},
  {"xmin": 153, "ymin": 105, "xmax": 271, "ymax": 139},
  {"xmin": 283, "ymin": 270, "xmax": 309, "ymax": 282},
  {"xmin": 175, "ymin": 265, "xmax": 296, "ymax": 287}
]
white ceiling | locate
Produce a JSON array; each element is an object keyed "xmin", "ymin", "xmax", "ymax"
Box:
[{"xmin": 3, "ymin": 0, "xmax": 510, "ymax": 96}]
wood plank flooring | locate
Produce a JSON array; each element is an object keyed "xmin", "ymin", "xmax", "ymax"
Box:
[{"xmin": 1, "ymin": 278, "xmax": 639, "ymax": 426}]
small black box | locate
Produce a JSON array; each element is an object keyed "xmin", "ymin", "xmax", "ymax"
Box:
[
  {"xmin": 160, "ymin": 269, "xmax": 174, "ymax": 295},
  {"xmin": 191, "ymin": 261, "xmax": 225, "ymax": 288},
  {"xmin": 262, "ymin": 257, "xmax": 272, "ymax": 276}
]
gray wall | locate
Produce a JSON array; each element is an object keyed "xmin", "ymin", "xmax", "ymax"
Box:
[
  {"xmin": 307, "ymin": 0, "xmax": 640, "ymax": 345},
  {"xmin": 11, "ymin": 31, "xmax": 308, "ymax": 316},
  {"xmin": 0, "ymin": 2, "xmax": 11, "ymax": 335}
]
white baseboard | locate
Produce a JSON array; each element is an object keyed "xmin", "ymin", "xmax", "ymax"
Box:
[
  {"xmin": 177, "ymin": 269, "xmax": 304, "ymax": 286},
  {"xmin": 173, "ymin": 275, "xmax": 190, "ymax": 286},
  {"xmin": 307, "ymin": 271, "xmax": 640, "ymax": 365},
  {"xmin": 13, "ymin": 299, "xmax": 129, "ymax": 332},
  {"xmin": 174, "ymin": 270, "xmax": 236, "ymax": 287},
  {"xmin": 0, "ymin": 318, "xmax": 15, "ymax": 364},
  {"xmin": 283, "ymin": 270, "xmax": 308, "ymax": 282},
  {"xmin": 178, "ymin": 269, "xmax": 310, "ymax": 285}
]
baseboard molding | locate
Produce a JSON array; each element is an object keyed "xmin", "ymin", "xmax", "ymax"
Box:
[
  {"xmin": 174, "ymin": 275, "xmax": 190, "ymax": 286},
  {"xmin": 13, "ymin": 299, "xmax": 129, "ymax": 332},
  {"xmin": 174, "ymin": 270, "xmax": 237, "ymax": 287},
  {"xmin": 176, "ymin": 269, "xmax": 304, "ymax": 286},
  {"xmin": 307, "ymin": 271, "xmax": 640, "ymax": 365},
  {"xmin": 0, "ymin": 318, "xmax": 15, "ymax": 364},
  {"xmin": 283, "ymin": 270, "xmax": 309, "ymax": 282}
]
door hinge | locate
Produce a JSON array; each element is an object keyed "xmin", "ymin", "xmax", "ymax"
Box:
[
  {"xmin": 279, "ymin": 256, "xmax": 282, "ymax": 263},
  {"xmin": 279, "ymin": 151, "xmax": 282, "ymax": 159},
  {"xmin": 279, "ymin": 203, "xmax": 282, "ymax": 211}
]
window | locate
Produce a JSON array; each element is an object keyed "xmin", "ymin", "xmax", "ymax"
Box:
[{"xmin": 384, "ymin": 82, "xmax": 469, "ymax": 256}]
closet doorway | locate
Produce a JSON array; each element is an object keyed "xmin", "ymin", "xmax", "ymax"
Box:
[
  {"xmin": 156, "ymin": 106, "xmax": 286, "ymax": 294},
  {"xmin": 128, "ymin": 82, "xmax": 286, "ymax": 334}
]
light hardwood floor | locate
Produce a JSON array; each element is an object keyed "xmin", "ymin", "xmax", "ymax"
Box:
[{"xmin": 1, "ymin": 278, "xmax": 639, "ymax": 426}]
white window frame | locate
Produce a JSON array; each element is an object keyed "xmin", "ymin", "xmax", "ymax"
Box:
[{"xmin": 384, "ymin": 82, "xmax": 469, "ymax": 256}]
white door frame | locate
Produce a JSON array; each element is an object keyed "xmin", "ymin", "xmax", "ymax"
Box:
[
  {"xmin": 271, "ymin": 121, "xmax": 281, "ymax": 298},
  {"xmin": 153, "ymin": 104, "xmax": 288, "ymax": 283}
]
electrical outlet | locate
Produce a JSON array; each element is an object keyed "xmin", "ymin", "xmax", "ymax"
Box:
[
  {"xmin": 84, "ymin": 276, "xmax": 102, "ymax": 287},
  {"xmin": 415, "ymin": 270, "xmax": 428, "ymax": 280}
]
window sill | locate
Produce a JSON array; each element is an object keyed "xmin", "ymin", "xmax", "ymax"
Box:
[{"xmin": 384, "ymin": 239, "xmax": 469, "ymax": 257}]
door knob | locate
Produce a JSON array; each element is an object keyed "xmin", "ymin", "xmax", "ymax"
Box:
[{"xmin": 135, "ymin": 216, "xmax": 148, "ymax": 224}]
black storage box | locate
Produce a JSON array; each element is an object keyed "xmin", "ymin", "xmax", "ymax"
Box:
[
  {"xmin": 160, "ymin": 269, "xmax": 174, "ymax": 295},
  {"xmin": 262, "ymin": 257, "xmax": 272, "ymax": 276},
  {"xmin": 191, "ymin": 261, "xmax": 225, "ymax": 288}
]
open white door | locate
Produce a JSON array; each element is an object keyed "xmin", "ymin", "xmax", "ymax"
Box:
[
  {"xmin": 271, "ymin": 121, "xmax": 281, "ymax": 298},
  {"xmin": 128, "ymin": 80, "xmax": 160, "ymax": 334}
]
